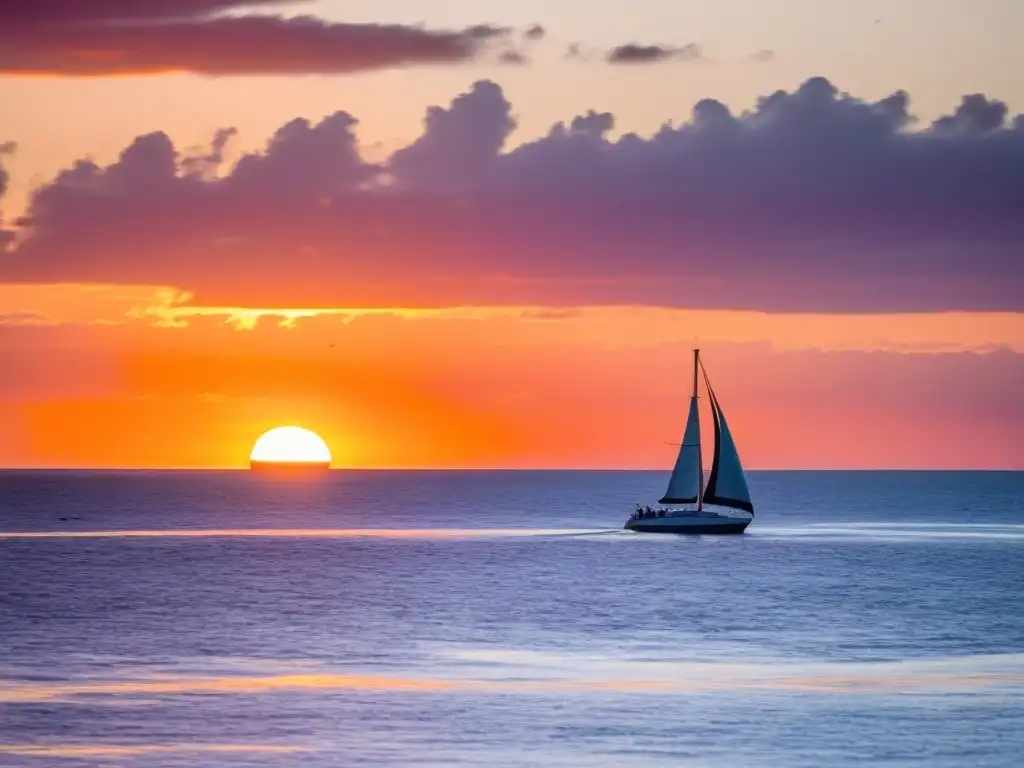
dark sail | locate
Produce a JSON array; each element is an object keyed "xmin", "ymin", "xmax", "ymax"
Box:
[
  {"xmin": 659, "ymin": 396, "xmax": 702, "ymax": 504},
  {"xmin": 701, "ymin": 365, "xmax": 755, "ymax": 514}
]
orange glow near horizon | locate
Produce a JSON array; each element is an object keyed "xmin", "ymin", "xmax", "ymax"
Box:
[{"xmin": 0, "ymin": 285, "xmax": 1021, "ymax": 470}]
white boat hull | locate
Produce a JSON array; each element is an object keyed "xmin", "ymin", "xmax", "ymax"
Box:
[{"xmin": 624, "ymin": 513, "xmax": 751, "ymax": 535}]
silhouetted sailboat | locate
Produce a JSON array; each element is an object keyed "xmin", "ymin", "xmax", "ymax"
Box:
[{"xmin": 625, "ymin": 349, "xmax": 754, "ymax": 534}]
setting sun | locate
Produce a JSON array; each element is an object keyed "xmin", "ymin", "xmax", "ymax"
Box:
[{"xmin": 249, "ymin": 427, "xmax": 332, "ymax": 469}]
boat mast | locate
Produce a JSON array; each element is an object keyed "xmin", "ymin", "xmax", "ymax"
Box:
[{"xmin": 694, "ymin": 348, "xmax": 704, "ymax": 512}]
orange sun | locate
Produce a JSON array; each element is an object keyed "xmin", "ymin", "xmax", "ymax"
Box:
[{"xmin": 249, "ymin": 427, "xmax": 332, "ymax": 470}]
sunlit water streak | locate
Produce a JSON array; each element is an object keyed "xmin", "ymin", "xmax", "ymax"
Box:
[
  {"xmin": 0, "ymin": 744, "xmax": 308, "ymax": 759},
  {"xmin": 0, "ymin": 528, "xmax": 612, "ymax": 540},
  {"xmin": 5, "ymin": 521, "xmax": 1021, "ymax": 542},
  {"xmin": 755, "ymin": 522, "xmax": 1024, "ymax": 541},
  {"xmin": 2, "ymin": 652, "xmax": 1021, "ymax": 704}
]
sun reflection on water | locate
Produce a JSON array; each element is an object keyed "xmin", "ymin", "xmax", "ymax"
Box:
[{"xmin": 2, "ymin": 653, "xmax": 1021, "ymax": 704}]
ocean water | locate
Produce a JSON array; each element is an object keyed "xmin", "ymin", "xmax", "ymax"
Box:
[{"xmin": 1, "ymin": 470, "xmax": 1022, "ymax": 767}]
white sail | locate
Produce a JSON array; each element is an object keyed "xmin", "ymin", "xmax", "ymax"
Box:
[
  {"xmin": 701, "ymin": 367, "xmax": 754, "ymax": 514},
  {"xmin": 659, "ymin": 396, "xmax": 702, "ymax": 504}
]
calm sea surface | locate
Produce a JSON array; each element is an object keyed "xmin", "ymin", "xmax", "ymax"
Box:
[{"xmin": 1, "ymin": 470, "xmax": 1022, "ymax": 767}]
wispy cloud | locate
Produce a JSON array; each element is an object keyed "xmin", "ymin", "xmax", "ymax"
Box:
[
  {"xmin": 606, "ymin": 42, "xmax": 704, "ymax": 64},
  {"xmin": 499, "ymin": 50, "xmax": 530, "ymax": 66},
  {"xmin": 0, "ymin": 310, "xmax": 56, "ymax": 326},
  {"xmin": 750, "ymin": 49, "xmax": 776, "ymax": 63}
]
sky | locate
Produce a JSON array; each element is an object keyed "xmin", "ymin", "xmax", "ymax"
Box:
[{"xmin": 0, "ymin": 0, "xmax": 1021, "ymax": 469}]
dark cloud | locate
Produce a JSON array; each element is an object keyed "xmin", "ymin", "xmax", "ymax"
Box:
[
  {"xmin": 0, "ymin": 0, "xmax": 511, "ymax": 76},
  {"xmin": 0, "ymin": 141, "xmax": 15, "ymax": 251},
  {"xmin": 0, "ymin": 141, "xmax": 14, "ymax": 197},
  {"xmin": 750, "ymin": 49, "xmax": 776, "ymax": 63},
  {"xmin": 2, "ymin": 78, "xmax": 1022, "ymax": 312},
  {"xmin": 607, "ymin": 43, "xmax": 703, "ymax": 64},
  {"xmin": 933, "ymin": 94, "xmax": 1009, "ymax": 135},
  {"xmin": 524, "ymin": 25, "xmax": 546, "ymax": 42}
]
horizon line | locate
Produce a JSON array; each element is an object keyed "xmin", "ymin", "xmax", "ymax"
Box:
[{"xmin": 0, "ymin": 467, "xmax": 1020, "ymax": 473}]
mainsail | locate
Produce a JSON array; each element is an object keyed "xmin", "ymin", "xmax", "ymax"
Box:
[
  {"xmin": 659, "ymin": 396, "xmax": 702, "ymax": 504},
  {"xmin": 701, "ymin": 364, "xmax": 754, "ymax": 514}
]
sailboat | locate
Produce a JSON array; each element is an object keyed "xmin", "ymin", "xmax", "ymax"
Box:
[{"xmin": 625, "ymin": 349, "xmax": 754, "ymax": 534}]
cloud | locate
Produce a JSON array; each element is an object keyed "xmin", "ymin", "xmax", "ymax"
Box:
[
  {"xmin": 2, "ymin": 77, "xmax": 1023, "ymax": 312},
  {"xmin": 750, "ymin": 49, "xmax": 776, "ymax": 63},
  {"xmin": 519, "ymin": 308, "xmax": 582, "ymax": 321},
  {"xmin": 524, "ymin": 25, "xmax": 546, "ymax": 42},
  {"xmin": 389, "ymin": 80, "xmax": 516, "ymax": 189},
  {"xmin": 0, "ymin": 0, "xmax": 512, "ymax": 76},
  {"xmin": 607, "ymin": 43, "xmax": 703, "ymax": 64},
  {"xmin": 0, "ymin": 310, "xmax": 55, "ymax": 326},
  {"xmin": 182, "ymin": 127, "xmax": 238, "ymax": 179},
  {"xmin": 565, "ymin": 43, "xmax": 584, "ymax": 60},
  {"xmin": 0, "ymin": 1, "xmax": 301, "ymax": 23},
  {"xmin": 0, "ymin": 141, "xmax": 15, "ymax": 252},
  {"xmin": 933, "ymin": 94, "xmax": 1009, "ymax": 135},
  {"xmin": 499, "ymin": 50, "xmax": 530, "ymax": 66},
  {"xmin": 0, "ymin": 141, "xmax": 13, "ymax": 198}
]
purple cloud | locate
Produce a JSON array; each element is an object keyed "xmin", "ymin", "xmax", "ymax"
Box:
[
  {"xmin": 0, "ymin": 141, "xmax": 15, "ymax": 252},
  {"xmin": 389, "ymin": 81, "xmax": 516, "ymax": 189},
  {"xmin": 0, "ymin": 0, "xmax": 299, "ymax": 23},
  {"xmin": 933, "ymin": 94, "xmax": 1009, "ymax": 135},
  {"xmin": 0, "ymin": 0, "xmax": 511, "ymax": 76},
  {"xmin": 2, "ymin": 78, "xmax": 1022, "ymax": 312},
  {"xmin": 0, "ymin": 141, "xmax": 14, "ymax": 198}
]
